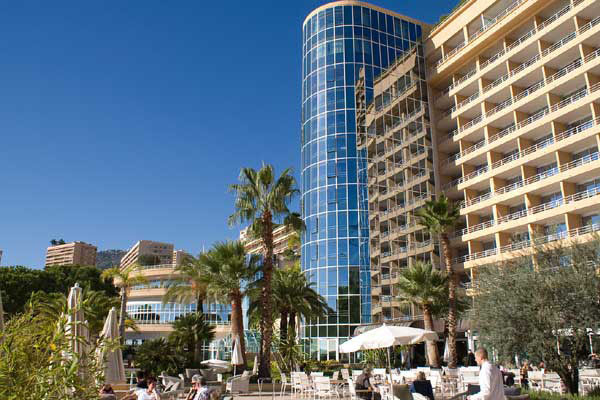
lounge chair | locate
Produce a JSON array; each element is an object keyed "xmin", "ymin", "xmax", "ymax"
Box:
[{"xmin": 226, "ymin": 370, "xmax": 251, "ymax": 393}]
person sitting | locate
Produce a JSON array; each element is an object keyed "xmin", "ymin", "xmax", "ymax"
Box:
[
  {"xmin": 136, "ymin": 371, "xmax": 148, "ymax": 389},
  {"xmin": 355, "ymin": 367, "xmax": 381, "ymax": 400},
  {"xmin": 99, "ymin": 384, "xmax": 117, "ymax": 400},
  {"xmin": 122, "ymin": 377, "xmax": 160, "ymax": 400},
  {"xmin": 185, "ymin": 375, "xmax": 212, "ymax": 400},
  {"xmin": 520, "ymin": 361, "xmax": 531, "ymax": 388},
  {"xmin": 410, "ymin": 372, "xmax": 434, "ymax": 400}
]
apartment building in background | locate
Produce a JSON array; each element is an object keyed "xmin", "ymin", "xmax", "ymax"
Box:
[
  {"xmin": 426, "ymin": 0, "xmax": 600, "ymax": 290},
  {"xmin": 119, "ymin": 240, "xmax": 231, "ymax": 344},
  {"xmin": 45, "ymin": 241, "xmax": 97, "ymax": 267}
]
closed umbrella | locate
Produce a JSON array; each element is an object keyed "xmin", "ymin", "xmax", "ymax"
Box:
[
  {"xmin": 97, "ymin": 307, "xmax": 126, "ymax": 383},
  {"xmin": 231, "ymin": 335, "xmax": 244, "ymax": 375},
  {"xmin": 443, "ymin": 340, "xmax": 450, "ymax": 363},
  {"xmin": 340, "ymin": 324, "xmax": 438, "ymax": 398},
  {"xmin": 66, "ymin": 283, "xmax": 88, "ymax": 358},
  {"xmin": 252, "ymin": 355, "xmax": 258, "ymax": 376}
]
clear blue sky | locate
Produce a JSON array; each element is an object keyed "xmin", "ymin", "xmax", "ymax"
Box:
[{"xmin": 0, "ymin": 0, "xmax": 457, "ymax": 268}]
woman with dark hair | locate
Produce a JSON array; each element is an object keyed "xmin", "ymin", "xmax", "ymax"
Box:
[{"xmin": 410, "ymin": 372, "xmax": 434, "ymax": 400}]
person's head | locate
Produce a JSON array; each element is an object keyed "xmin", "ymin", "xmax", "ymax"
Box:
[
  {"xmin": 192, "ymin": 374, "xmax": 206, "ymax": 389},
  {"xmin": 475, "ymin": 348, "xmax": 488, "ymax": 365},
  {"xmin": 363, "ymin": 367, "xmax": 372, "ymax": 376},
  {"xmin": 137, "ymin": 370, "xmax": 146, "ymax": 382},
  {"xmin": 146, "ymin": 377, "xmax": 156, "ymax": 391},
  {"xmin": 416, "ymin": 371, "xmax": 426, "ymax": 381},
  {"xmin": 100, "ymin": 384, "xmax": 114, "ymax": 394}
]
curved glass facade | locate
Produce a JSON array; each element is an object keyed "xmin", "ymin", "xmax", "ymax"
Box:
[{"xmin": 300, "ymin": 1, "xmax": 423, "ymax": 359}]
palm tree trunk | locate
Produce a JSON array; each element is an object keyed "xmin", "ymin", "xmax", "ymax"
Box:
[
  {"xmin": 231, "ymin": 292, "xmax": 247, "ymax": 368},
  {"xmin": 118, "ymin": 287, "xmax": 127, "ymax": 344},
  {"xmin": 194, "ymin": 291, "xmax": 205, "ymax": 364},
  {"xmin": 280, "ymin": 310, "xmax": 288, "ymax": 342},
  {"xmin": 441, "ymin": 233, "xmax": 458, "ymax": 368},
  {"xmin": 258, "ymin": 210, "xmax": 275, "ymax": 379},
  {"xmin": 422, "ymin": 305, "xmax": 440, "ymax": 367},
  {"xmin": 288, "ymin": 311, "xmax": 296, "ymax": 339}
]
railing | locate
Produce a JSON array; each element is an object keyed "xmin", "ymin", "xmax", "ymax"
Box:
[
  {"xmin": 374, "ymin": 82, "xmax": 417, "ymax": 114},
  {"xmin": 442, "ymin": 166, "xmax": 488, "ymax": 190},
  {"xmin": 462, "ymin": 152, "xmax": 600, "ymax": 208},
  {"xmin": 367, "ymin": 105, "xmax": 424, "ymax": 137},
  {"xmin": 454, "ymin": 222, "xmax": 600, "ymax": 264},
  {"xmin": 139, "ymin": 263, "xmax": 176, "ymax": 270},
  {"xmin": 439, "ymin": 1, "xmax": 581, "ymax": 94},
  {"xmin": 436, "ymin": 0, "xmax": 527, "ymax": 67}
]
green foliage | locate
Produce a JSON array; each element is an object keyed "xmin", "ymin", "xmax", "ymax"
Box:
[
  {"xmin": 0, "ymin": 296, "xmax": 114, "ymax": 399},
  {"xmin": 525, "ymin": 389, "xmax": 600, "ymax": 400},
  {"xmin": 96, "ymin": 249, "xmax": 127, "ymax": 270},
  {"xmin": 415, "ymin": 194, "xmax": 460, "ymax": 236},
  {"xmin": 396, "ymin": 261, "xmax": 447, "ymax": 312},
  {"xmin": 168, "ymin": 313, "xmax": 215, "ymax": 367},
  {"xmin": 362, "ymin": 349, "xmax": 388, "ymax": 368},
  {"xmin": 135, "ymin": 338, "xmax": 185, "ymax": 377},
  {"xmin": 0, "ymin": 265, "xmax": 118, "ymax": 316},
  {"xmin": 471, "ymin": 239, "xmax": 600, "ymax": 394},
  {"xmin": 274, "ymin": 331, "xmax": 303, "ymax": 373}
]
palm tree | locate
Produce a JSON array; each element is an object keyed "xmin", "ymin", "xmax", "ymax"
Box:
[
  {"xmin": 163, "ymin": 256, "xmax": 210, "ymax": 363},
  {"xmin": 228, "ymin": 164, "xmax": 301, "ymax": 378},
  {"xmin": 272, "ymin": 266, "xmax": 330, "ymax": 341},
  {"xmin": 101, "ymin": 264, "xmax": 148, "ymax": 343},
  {"xmin": 415, "ymin": 194, "xmax": 460, "ymax": 368},
  {"xmin": 169, "ymin": 313, "xmax": 215, "ymax": 365},
  {"xmin": 198, "ymin": 241, "xmax": 259, "ymax": 368},
  {"xmin": 163, "ymin": 257, "xmax": 208, "ymax": 315},
  {"xmin": 396, "ymin": 261, "xmax": 447, "ymax": 367}
]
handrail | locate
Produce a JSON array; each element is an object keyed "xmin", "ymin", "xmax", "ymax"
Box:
[
  {"xmin": 436, "ymin": 0, "xmax": 527, "ymax": 67},
  {"xmin": 462, "ymin": 152, "xmax": 600, "ymax": 208},
  {"xmin": 439, "ymin": 0, "xmax": 581, "ymax": 95},
  {"xmin": 454, "ymin": 221, "xmax": 600, "ymax": 263},
  {"xmin": 374, "ymin": 81, "xmax": 417, "ymax": 114}
]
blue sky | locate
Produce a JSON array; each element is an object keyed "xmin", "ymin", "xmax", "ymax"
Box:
[{"xmin": 0, "ymin": 0, "xmax": 457, "ymax": 268}]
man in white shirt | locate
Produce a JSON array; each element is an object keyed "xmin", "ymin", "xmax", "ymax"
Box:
[{"xmin": 468, "ymin": 348, "xmax": 505, "ymax": 400}]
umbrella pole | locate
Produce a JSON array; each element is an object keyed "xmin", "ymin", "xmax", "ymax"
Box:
[{"xmin": 387, "ymin": 347, "xmax": 393, "ymax": 400}]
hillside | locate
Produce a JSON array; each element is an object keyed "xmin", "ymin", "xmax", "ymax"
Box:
[{"xmin": 96, "ymin": 249, "xmax": 126, "ymax": 270}]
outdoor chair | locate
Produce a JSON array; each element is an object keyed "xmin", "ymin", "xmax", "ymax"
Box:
[
  {"xmin": 374, "ymin": 368, "xmax": 387, "ymax": 380},
  {"xmin": 300, "ymin": 373, "xmax": 315, "ymax": 398},
  {"xmin": 392, "ymin": 383, "xmax": 413, "ymax": 400},
  {"xmin": 347, "ymin": 378, "xmax": 358, "ymax": 400},
  {"xmin": 353, "ymin": 370, "xmax": 363, "ymax": 378},
  {"xmin": 226, "ymin": 371, "xmax": 251, "ymax": 394},
  {"xmin": 580, "ymin": 369, "xmax": 600, "ymax": 394},
  {"xmin": 280, "ymin": 373, "xmax": 291, "ymax": 397},
  {"xmin": 332, "ymin": 371, "xmax": 340, "ymax": 381},
  {"xmin": 314, "ymin": 376, "xmax": 339, "ymax": 400},
  {"xmin": 291, "ymin": 372, "xmax": 304, "ymax": 397},
  {"xmin": 341, "ymin": 369, "xmax": 350, "ymax": 380},
  {"xmin": 312, "ymin": 372, "xmax": 325, "ymax": 377},
  {"xmin": 527, "ymin": 371, "xmax": 543, "ymax": 390}
]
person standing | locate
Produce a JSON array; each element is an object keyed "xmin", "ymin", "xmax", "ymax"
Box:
[{"xmin": 467, "ymin": 348, "xmax": 505, "ymax": 400}]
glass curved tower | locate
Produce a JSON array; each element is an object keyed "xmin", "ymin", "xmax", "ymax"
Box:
[{"xmin": 300, "ymin": 1, "xmax": 424, "ymax": 359}]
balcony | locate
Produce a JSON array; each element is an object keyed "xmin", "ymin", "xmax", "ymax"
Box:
[
  {"xmin": 436, "ymin": 0, "xmax": 529, "ymax": 68},
  {"xmin": 438, "ymin": 0, "xmax": 587, "ymax": 92},
  {"xmin": 453, "ymin": 221, "xmax": 600, "ymax": 264},
  {"xmin": 462, "ymin": 151, "xmax": 600, "ymax": 209},
  {"xmin": 443, "ymin": 19, "xmax": 600, "ymax": 142}
]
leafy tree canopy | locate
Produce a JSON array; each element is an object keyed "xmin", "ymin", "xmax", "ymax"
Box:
[
  {"xmin": 0, "ymin": 264, "xmax": 118, "ymax": 316},
  {"xmin": 471, "ymin": 239, "xmax": 600, "ymax": 394}
]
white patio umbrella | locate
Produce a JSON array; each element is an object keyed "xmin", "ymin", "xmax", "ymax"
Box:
[
  {"xmin": 97, "ymin": 307, "xmax": 126, "ymax": 383},
  {"xmin": 339, "ymin": 324, "xmax": 438, "ymax": 398},
  {"xmin": 201, "ymin": 358, "xmax": 231, "ymax": 373},
  {"xmin": 252, "ymin": 355, "xmax": 258, "ymax": 375},
  {"xmin": 443, "ymin": 340, "xmax": 450, "ymax": 363},
  {"xmin": 66, "ymin": 283, "xmax": 89, "ymax": 359},
  {"xmin": 231, "ymin": 335, "xmax": 244, "ymax": 375}
]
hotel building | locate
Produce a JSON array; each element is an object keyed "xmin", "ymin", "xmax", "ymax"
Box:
[
  {"xmin": 45, "ymin": 241, "xmax": 97, "ymax": 267},
  {"xmin": 241, "ymin": 224, "xmax": 298, "ymax": 266},
  {"xmin": 301, "ymin": 0, "xmax": 600, "ymax": 359},
  {"xmin": 427, "ymin": 0, "xmax": 600, "ymax": 290},
  {"xmin": 119, "ymin": 240, "xmax": 231, "ymax": 344}
]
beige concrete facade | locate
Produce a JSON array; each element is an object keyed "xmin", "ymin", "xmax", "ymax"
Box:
[
  {"xmin": 357, "ymin": 37, "xmax": 446, "ymax": 323},
  {"xmin": 119, "ymin": 240, "xmax": 174, "ymax": 269},
  {"xmin": 119, "ymin": 240, "xmax": 230, "ymax": 344},
  {"xmin": 424, "ymin": 0, "xmax": 600, "ymax": 290},
  {"xmin": 45, "ymin": 241, "xmax": 97, "ymax": 267}
]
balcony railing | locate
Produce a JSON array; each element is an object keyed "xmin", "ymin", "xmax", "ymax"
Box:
[
  {"xmin": 462, "ymin": 152, "xmax": 600, "ymax": 208},
  {"xmin": 453, "ymin": 221, "xmax": 600, "ymax": 264},
  {"xmin": 442, "ymin": 15, "xmax": 600, "ymax": 142},
  {"xmin": 436, "ymin": 0, "xmax": 527, "ymax": 67},
  {"xmin": 374, "ymin": 81, "xmax": 417, "ymax": 114},
  {"xmin": 438, "ymin": 1, "xmax": 581, "ymax": 93},
  {"xmin": 444, "ymin": 74, "xmax": 600, "ymax": 159}
]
